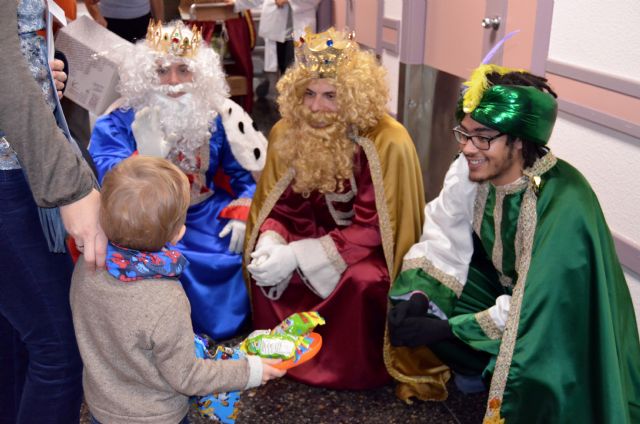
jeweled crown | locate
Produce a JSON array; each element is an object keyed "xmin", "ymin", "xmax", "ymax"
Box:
[
  {"xmin": 146, "ymin": 20, "xmax": 202, "ymax": 58},
  {"xmin": 295, "ymin": 27, "xmax": 357, "ymax": 78}
]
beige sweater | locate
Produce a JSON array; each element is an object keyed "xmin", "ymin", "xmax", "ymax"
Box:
[{"xmin": 71, "ymin": 258, "xmax": 261, "ymax": 424}]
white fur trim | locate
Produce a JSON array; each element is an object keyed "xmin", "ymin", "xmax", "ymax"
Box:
[{"xmin": 218, "ymin": 98, "xmax": 267, "ymax": 172}]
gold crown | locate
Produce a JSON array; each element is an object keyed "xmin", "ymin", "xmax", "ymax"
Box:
[
  {"xmin": 295, "ymin": 27, "xmax": 357, "ymax": 78},
  {"xmin": 146, "ymin": 20, "xmax": 202, "ymax": 58}
]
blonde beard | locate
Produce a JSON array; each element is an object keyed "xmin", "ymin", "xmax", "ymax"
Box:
[{"xmin": 280, "ymin": 107, "xmax": 355, "ymax": 195}]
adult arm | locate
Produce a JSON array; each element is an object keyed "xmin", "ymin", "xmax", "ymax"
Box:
[
  {"xmin": 389, "ymin": 155, "xmax": 477, "ymax": 316},
  {"xmin": 153, "ymin": 293, "xmax": 257, "ymax": 395},
  {"xmin": 84, "ymin": 1, "xmax": 107, "ymax": 27},
  {"xmin": 0, "ymin": 4, "xmax": 106, "ymax": 266}
]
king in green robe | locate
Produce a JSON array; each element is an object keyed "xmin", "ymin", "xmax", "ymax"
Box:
[{"xmin": 386, "ymin": 65, "xmax": 640, "ymax": 423}]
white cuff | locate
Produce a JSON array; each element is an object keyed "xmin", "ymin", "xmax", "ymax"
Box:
[
  {"xmin": 487, "ymin": 294, "xmax": 511, "ymax": 332},
  {"xmin": 289, "ymin": 236, "xmax": 346, "ymax": 299},
  {"xmin": 244, "ymin": 355, "xmax": 263, "ymax": 389}
]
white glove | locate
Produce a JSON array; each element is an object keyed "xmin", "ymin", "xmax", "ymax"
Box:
[
  {"xmin": 247, "ymin": 243, "xmax": 297, "ymax": 286},
  {"xmin": 218, "ymin": 219, "xmax": 246, "ymax": 254},
  {"xmin": 132, "ymin": 106, "xmax": 172, "ymax": 158}
]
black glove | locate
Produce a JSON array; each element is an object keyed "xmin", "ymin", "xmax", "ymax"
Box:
[
  {"xmin": 389, "ymin": 316, "xmax": 454, "ymax": 347},
  {"xmin": 388, "ymin": 292, "xmax": 430, "ymax": 328},
  {"xmin": 388, "ymin": 293, "xmax": 453, "ymax": 347}
]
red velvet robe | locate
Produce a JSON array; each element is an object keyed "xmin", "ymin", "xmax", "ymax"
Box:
[{"xmin": 251, "ymin": 148, "xmax": 392, "ymax": 389}]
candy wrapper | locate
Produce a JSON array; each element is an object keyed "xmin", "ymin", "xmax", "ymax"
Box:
[
  {"xmin": 192, "ymin": 335, "xmax": 241, "ymax": 423},
  {"xmin": 240, "ymin": 312, "xmax": 325, "ymax": 369},
  {"xmin": 272, "ymin": 311, "xmax": 325, "ymax": 337}
]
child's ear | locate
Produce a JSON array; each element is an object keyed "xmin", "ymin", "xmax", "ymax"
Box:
[{"xmin": 171, "ymin": 225, "xmax": 187, "ymax": 244}]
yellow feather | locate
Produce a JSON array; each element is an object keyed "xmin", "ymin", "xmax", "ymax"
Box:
[{"xmin": 462, "ymin": 64, "xmax": 526, "ymax": 113}]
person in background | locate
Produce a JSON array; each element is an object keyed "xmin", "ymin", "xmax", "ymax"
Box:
[
  {"xmin": 85, "ymin": 0, "xmax": 164, "ymax": 43},
  {"xmin": 244, "ymin": 28, "xmax": 425, "ymax": 390},
  {"xmin": 259, "ymin": 0, "xmax": 320, "ymax": 75},
  {"xmin": 387, "ymin": 64, "xmax": 640, "ymax": 423},
  {"xmin": 0, "ymin": 1, "xmax": 106, "ymax": 422}
]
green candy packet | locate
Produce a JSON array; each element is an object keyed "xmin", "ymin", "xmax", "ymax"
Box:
[
  {"xmin": 244, "ymin": 333, "xmax": 299, "ymax": 359},
  {"xmin": 272, "ymin": 311, "xmax": 325, "ymax": 337},
  {"xmin": 240, "ymin": 311, "xmax": 326, "ymax": 359}
]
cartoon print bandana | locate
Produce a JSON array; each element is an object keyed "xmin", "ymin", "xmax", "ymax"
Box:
[{"xmin": 105, "ymin": 242, "xmax": 188, "ymax": 282}]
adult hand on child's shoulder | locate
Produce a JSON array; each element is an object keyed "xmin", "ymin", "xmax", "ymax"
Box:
[{"xmin": 60, "ymin": 189, "xmax": 108, "ymax": 269}]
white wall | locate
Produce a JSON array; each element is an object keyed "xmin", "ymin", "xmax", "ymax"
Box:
[
  {"xmin": 548, "ymin": 1, "xmax": 640, "ymax": 324},
  {"xmin": 548, "ymin": 0, "xmax": 640, "ymax": 83}
]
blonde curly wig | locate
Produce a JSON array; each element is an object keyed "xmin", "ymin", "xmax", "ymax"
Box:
[{"xmin": 275, "ymin": 48, "xmax": 389, "ymax": 195}]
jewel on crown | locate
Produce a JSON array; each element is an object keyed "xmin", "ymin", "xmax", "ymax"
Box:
[
  {"xmin": 146, "ymin": 20, "xmax": 202, "ymax": 58},
  {"xmin": 295, "ymin": 27, "xmax": 357, "ymax": 78}
]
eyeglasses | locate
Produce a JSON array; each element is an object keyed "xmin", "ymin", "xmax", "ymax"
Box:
[{"xmin": 452, "ymin": 126, "xmax": 504, "ymax": 151}]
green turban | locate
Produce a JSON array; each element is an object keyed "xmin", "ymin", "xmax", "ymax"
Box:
[{"xmin": 456, "ymin": 65, "xmax": 558, "ymax": 146}]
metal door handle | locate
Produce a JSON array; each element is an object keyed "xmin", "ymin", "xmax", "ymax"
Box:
[{"xmin": 481, "ymin": 16, "xmax": 501, "ymax": 30}]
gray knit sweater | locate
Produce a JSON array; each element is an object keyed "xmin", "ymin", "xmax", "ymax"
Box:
[{"xmin": 71, "ymin": 258, "xmax": 260, "ymax": 424}]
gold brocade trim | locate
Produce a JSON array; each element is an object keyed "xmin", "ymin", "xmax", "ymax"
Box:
[
  {"xmin": 485, "ymin": 186, "xmax": 538, "ymax": 419},
  {"xmin": 353, "ymin": 136, "xmax": 395, "ymax": 279},
  {"xmin": 491, "ymin": 190, "xmax": 506, "ymax": 284},
  {"xmin": 226, "ymin": 197, "xmax": 252, "ymax": 208},
  {"xmin": 494, "ymin": 176, "xmax": 528, "ymax": 195},
  {"xmin": 484, "ymin": 152, "xmax": 556, "ymax": 420},
  {"xmin": 243, "ymin": 170, "xmax": 295, "ymax": 268},
  {"xmin": 319, "ymin": 235, "xmax": 347, "ymax": 274},
  {"xmin": 473, "ymin": 183, "xmax": 489, "ymax": 236},
  {"xmin": 261, "ymin": 230, "xmax": 286, "ymax": 245},
  {"xmin": 524, "ymin": 150, "xmax": 557, "ymax": 179},
  {"xmin": 476, "ymin": 309, "xmax": 502, "ymax": 340},
  {"xmin": 402, "ymin": 257, "xmax": 464, "ymax": 298}
]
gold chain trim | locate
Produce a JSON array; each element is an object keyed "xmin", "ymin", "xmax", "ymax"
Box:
[
  {"xmin": 402, "ymin": 257, "xmax": 464, "ymax": 297},
  {"xmin": 319, "ymin": 235, "xmax": 347, "ymax": 274},
  {"xmin": 244, "ymin": 170, "xmax": 295, "ymax": 267},
  {"xmin": 353, "ymin": 136, "xmax": 395, "ymax": 278},
  {"xmin": 476, "ymin": 309, "xmax": 503, "ymax": 340}
]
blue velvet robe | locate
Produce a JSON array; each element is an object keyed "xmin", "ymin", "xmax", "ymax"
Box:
[{"xmin": 90, "ymin": 108, "xmax": 255, "ymax": 339}]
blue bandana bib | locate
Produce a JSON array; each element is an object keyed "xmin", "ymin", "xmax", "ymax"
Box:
[{"xmin": 106, "ymin": 242, "xmax": 188, "ymax": 282}]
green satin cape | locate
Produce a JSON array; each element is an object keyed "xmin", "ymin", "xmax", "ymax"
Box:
[{"xmin": 390, "ymin": 154, "xmax": 640, "ymax": 423}]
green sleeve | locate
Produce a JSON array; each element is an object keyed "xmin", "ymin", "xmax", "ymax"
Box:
[
  {"xmin": 449, "ymin": 310, "xmax": 501, "ymax": 356},
  {"xmin": 390, "ymin": 268, "xmax": 458, "ymax": 317}
]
